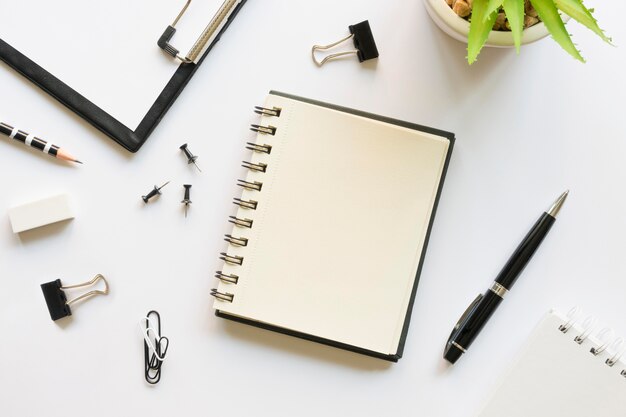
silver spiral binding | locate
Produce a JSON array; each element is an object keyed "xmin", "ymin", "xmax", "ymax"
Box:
[
  {"xmin": 210, "ymin": 289, "xmax": 234, "ymax": 302},
  {"xmin": 237, "ymin": 179, "xmax": 263, "ymax": 192},
  {"xmin": 242, "ymin": 161, "xmax": 268, "ymax": 172},
  {"xmin": 224, "ymin": 234, "xmax": 248, "ymax": 247},
  {"xmin": 229, "ymin": 216, "xmax": 253, "ymax": 228},
  {"xmin": 559, "ymin": 308, "xmax": 626, "ymax": 377},
  {"xmin": 215, "ymin": 271, "xmax": 239, "ymax": 284},
  {"xmin": 605, "ymin": 338, "xmax": 624, "ymax": 367},
  {"xmin": 254, "ymin": 106, "xmax": 282, "ymax": 117},
  {"xmin": 574, "ymin": 316, "xmax": 596, "ymax": 344},
  {"xmin": 558, "ymin": 306, "xmax": 580, "ymax": 333},
  {"xmin": 590, "ymin": 328, "xmax": 614, "ymax": 356},
  {"xmin": 214, "ymin": 104, "xmax": 278, "ymax": 304},
  {"xmin": 233, "ymin": 197, "xmax": 258, "ymax": 210},
  {"xmin": 246, "ymin": 142, "xmax": 272, "ymax": 154},
  {"xmin": 250, "ymin": 124, "xmax": 277, "ymax": 135},
  {"xmin": 220, "ymin": 252, "xmax": 244, "ymax": 265}
]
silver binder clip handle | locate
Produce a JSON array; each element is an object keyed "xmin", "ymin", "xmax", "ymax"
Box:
[
  {"xmin": 312, "ymin": 33, "xmax": 358, "ymax": 67},
  {"xmin": 63, "ymin": 274, "xmax": 110, "ymax": 306}
]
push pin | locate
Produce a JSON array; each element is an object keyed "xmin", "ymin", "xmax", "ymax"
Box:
[
  {"xmin": 180, "ymin": 143, "xmax": 201, "ymax": 172},
  {"xmin": 40, "ymin": 274, "xmax": 110, "ymax": 321},
  {"xmin": 312, "ymin": 20, "xmax": 379, "ymax": 67},
  {"xmin": 181, "ymin": 184, "xmax": 192, "ymax": 217},
  {"xmin": 142, "ymin": 181, "xmax": 170, "ymax": 204}
]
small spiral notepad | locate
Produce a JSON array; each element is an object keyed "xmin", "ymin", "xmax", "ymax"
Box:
[
  {"xmin": 211, "ymin": 91, "xmax": 454, "ymax": 361},
  {"xmin": 477, "ymin": 309, "xmax": 626, "ymax": 417}
]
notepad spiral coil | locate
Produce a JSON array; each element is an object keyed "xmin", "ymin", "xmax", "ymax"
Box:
[
  {"xmin": 210, "ymin": 105, "xmax": 282, "ymax": 304},
  {"xmin": 558, "ymin": 307, "xmax": 626, "ymax": 378}
]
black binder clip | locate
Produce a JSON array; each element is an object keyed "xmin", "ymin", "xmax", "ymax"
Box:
[
  {"xmin": 312, "ymin": 20, "xmax": 379, "ymax": 67},
  {"xmin": 40, "ymin": 274, "xmax": 109, "ymax": 321},
  {"xmin": 140, "ymin": 310, "xmax": 169, "ymax": 385}
]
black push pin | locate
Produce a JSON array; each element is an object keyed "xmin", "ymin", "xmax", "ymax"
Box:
[
  {"xmin": 181, "ymin": 184, "xmax": 192, "ymax": 217},
  {"xmin": 142, "ymin": 181, "xmax": 170, "ymax": 204},
  {"xmin": 180, "ymin": 143, "xmax": 201, "ymax": 172},
  {"xmin": 312, "ymin": 20, "xmax": 379, "ymax": 67}
]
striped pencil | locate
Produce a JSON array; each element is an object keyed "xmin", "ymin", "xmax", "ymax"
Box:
[{"xmin": 0, "ymin": 121, "xmax": 82, "ymax": 164}]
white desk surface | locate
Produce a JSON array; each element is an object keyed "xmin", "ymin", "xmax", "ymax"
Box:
[{"xmin": 1, "ymin": 1, "xmax": 625, "ymax": 416}]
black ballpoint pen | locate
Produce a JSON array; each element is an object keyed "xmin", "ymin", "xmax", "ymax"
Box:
[{"xmin": 444, "ymin": 190, "xmax": 569, "ymax": 364}]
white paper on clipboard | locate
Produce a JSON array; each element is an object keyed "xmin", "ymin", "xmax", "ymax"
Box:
[{"xmin": 0, "ymin": 0, "xmax": 224, "ymax": 130}]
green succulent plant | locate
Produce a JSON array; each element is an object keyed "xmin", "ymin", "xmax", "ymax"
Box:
[{"xmin": 467, "ymin": 0, "xmax": 611, "ymax": 64}]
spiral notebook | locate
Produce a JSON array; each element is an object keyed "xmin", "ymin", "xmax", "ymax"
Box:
[
  {"xmin": 211, "ymin": 91, "xmax": 454, "ymax": 361},
  {"xmin": 477, "ymin": 310, "xmax": 626, "ymax": 417}
]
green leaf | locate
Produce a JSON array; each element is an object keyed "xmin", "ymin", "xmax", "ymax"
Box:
[
  {"xmin": 530, "ymin": 0, "xmax": 585, "ymax": 62},
  {"xmin": 485, "ymin": 0, "xmax": 505, "ymax": 19},
  {"xmin": 554, "ymin": 0, "xmax": 612, "ymax": 43},
  {"xmin": 468, "ymin": 0, "xmax": 499, "ymax": 64},
  {"xmin": 502, "ymin": 0, "xmax": 525, "ymax": 53}
]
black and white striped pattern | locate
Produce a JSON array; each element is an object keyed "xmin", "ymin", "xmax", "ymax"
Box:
[{"xmin": 0, "ymin": 121, "xmax": 60, "ymax": 157}]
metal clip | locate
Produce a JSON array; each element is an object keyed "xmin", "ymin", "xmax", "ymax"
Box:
[
  {"xmin": 40, "ymin": 274, "xmax": 110, "ymax": 321},
  {"xmin": 140, "ymin": 311, "xmax": 169, "ymax": 385},
  {"xmin": 158, "ymin": 0, "xmax": 244, "ymax": 64},
  {"xmin": 312, "ymin": 20, "xmax": 379, "ymax": 67}
]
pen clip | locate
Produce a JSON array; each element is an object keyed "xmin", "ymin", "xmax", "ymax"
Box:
[{"xmin": 448, "ymin": 294, "xmax": 483, "ymax": 343}]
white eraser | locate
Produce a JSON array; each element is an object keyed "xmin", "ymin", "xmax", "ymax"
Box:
[{"xmin": 8, "ymin": 194, "xmax": 74, "ymax": 234}]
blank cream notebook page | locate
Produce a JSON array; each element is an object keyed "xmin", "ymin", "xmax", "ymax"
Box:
[
  {"xmin": 477, "ymin": 311, "xmax": 626, "ymax": 417},
  {"xmin": 213, "ymin": 92, "xmax": 451, "ymax": 357}
]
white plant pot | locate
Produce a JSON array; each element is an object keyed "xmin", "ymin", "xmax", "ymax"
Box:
[{"xmin": 423, "ymin": 0, "xmax": 551, "ymax": 47}]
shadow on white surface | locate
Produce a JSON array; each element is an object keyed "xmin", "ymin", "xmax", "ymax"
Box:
[
  {"xmin": 52, "ymin": 314, "xmax": 74, "ymax": 329},
  {"xmin": 321, "ymin": 56, "xmax": 380, "ymax": 71},
  {"xmin": 14, "ymin": 219, "xmax": 73, "ymax": 245},
  {"xmin": 220, "ymin": 319, "xmax": 393, "ymax": 371},
  {"xmin": 423, "ymin": 13, "xmax": 520, "ymax": 90}
]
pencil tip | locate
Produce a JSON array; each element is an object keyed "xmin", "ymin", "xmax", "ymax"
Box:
[{"xmin": 74, "ymin": 160, "xmax": 83, "ymax": 164}]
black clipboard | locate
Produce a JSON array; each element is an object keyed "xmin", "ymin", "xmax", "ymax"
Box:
[{"xmin": 0, "ymin": 0, "xmax": 247, "ymax": 153}]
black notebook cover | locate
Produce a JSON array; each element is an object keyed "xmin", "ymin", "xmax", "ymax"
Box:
[{"xmin": 215, "ymin": 91, "xmax": 455, "ymax": 362}]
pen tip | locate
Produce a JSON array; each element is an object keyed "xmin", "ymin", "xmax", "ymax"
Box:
[{"xmin": 547, "ymin": 190, "xmax": 569, "ymax": 218}]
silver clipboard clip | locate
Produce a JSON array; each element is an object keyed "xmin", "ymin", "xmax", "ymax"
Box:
[{"xmin": 158, "ymin": 0, "xmax": 243, "ymax": 64}]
